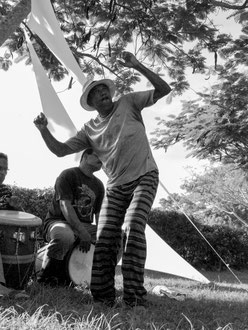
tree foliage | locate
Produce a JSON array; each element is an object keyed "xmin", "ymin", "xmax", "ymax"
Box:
[
  {"xmin": 150, "ymin": 69, "xmax": 248, "ymax": 169},
  {"xmin": 149, "ymin": 1, "xmax": 248, "ymax": 169},
  {"xmin": 160, "ymin": 164, "xmax": 248, "ymax": 228},
  {"xmin": 2, "ymin": 1, "xmax": 248, "ymax": 165},
  {"xmin": 0, "ymin": 0, "xmax": 247, "ymax": 95}
]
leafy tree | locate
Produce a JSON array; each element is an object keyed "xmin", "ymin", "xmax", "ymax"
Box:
[
  {"xmin": 0, "ymin": 0, "xmax": 30, "ymax": 52},
  {"xmin": 150, "ymin": 1, "xmax": 248, "ymax": 169},
  {"xmin": 2, "ymin": 1, "xmax": 248, "ymax": 165},
  {"xmin": 150, "ymin": 69, "xmax": 248, "ymax": 169},
  {"xmin": 0, "ymin": 0, "xmax": 247, "ymax": 95},
  {"xmin": 172, "ymin": 164, "xmax": 248, "ymax": 228}
]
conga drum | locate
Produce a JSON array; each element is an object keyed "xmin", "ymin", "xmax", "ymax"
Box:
[
  {"xmin": 34, "ymin": 243, "xmax": 94, "ymax": 286},
  {"xmin": 66, "ymin": 241, "xmax": 123, "ymax": 286},
  {"xmin": 66, "ymin": 244, "xmax": 95, "ymax": 286},
  {"xmin": 35, "ymin": 236, "xmax": 124, "ymax": 287},
  {"xmin": 0, "ymin": 210, "xmax": 42, "ymax": 289}
]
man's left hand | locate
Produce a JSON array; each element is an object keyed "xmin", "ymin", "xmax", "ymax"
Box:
[{"xmin": 118, "ymin": 51, "xmax": 140, "ymax": 68}]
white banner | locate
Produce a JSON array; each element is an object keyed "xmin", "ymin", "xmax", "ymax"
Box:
[
  {"xmin": 25, "ymin": 29, "xmax": 77, "ymax": 136},
  {"xmin": 118, "ymin": 225, "xmax": 210, "ymax": 284},
  {"xmin": 27, "ymin": 0, "xmax": 86, "ymax": 86}
]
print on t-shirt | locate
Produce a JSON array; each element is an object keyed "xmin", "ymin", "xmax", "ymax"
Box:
[{"xmin": 73, "ymin": 184, "xmax": 96, "ymax": 221}]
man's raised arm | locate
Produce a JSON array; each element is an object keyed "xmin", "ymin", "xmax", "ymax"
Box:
[
  {"xmin": 118, "ymin": 51, "xmax": 171, "ymax": 103},
  {"xmin": 33, "ymin": 113, "xmax": 74, "ymax": 157}
]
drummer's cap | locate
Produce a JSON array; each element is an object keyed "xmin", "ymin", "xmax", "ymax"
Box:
[{"xmin": 79, "ymin": 148, "xmax": 93, "ymax": 163}]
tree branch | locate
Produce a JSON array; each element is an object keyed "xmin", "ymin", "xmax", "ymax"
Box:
[
  {"xmin": 210, "ymin": 0, "xmax": 248, "ymax": 10},
  {"xmin": 75, "ymin": 52, "xmax": 124, "ymax": 80}
]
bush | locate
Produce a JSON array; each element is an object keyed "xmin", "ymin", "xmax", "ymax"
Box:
[
  {"xmin": 149, "ymin": 208, "xmax": 248, "ymax": 271},
  {"xmin": 6, "ymin": 187, "xmax": 248, "ymax": 271},
  {"xmin": 11, "ymin": 185, "xmax": 54, "ymax": 221}
]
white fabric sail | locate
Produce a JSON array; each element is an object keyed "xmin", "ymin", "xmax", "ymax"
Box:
[
  {"xmin": 118, "ymin": 225, "xmax": 210, "ymax": 284},
  {"xmin": 25, "ymin": 30, "xmax": 77, "ymax": 136},
  {"xmin": 27, "ymin": 0, "xmax": 86, "ymax": 86},
  {"xmin": 145, "ymin": 225, "xmax": 210, "ymax": 283}
]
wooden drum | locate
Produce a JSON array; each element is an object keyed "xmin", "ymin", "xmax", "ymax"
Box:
[{"xmin": 0, "ymin": 210, "xmax": 42, "ymax": 289}]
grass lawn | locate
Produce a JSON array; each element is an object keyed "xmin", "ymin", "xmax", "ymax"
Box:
[{"xmin": 0, "ymin": 268, "xmax": 248, "ymax": 329}]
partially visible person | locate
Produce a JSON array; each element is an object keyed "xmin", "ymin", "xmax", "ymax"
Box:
[
  {"xmin": 37, "ymin": 148, "xmax": 104, "ymax": 286},
  {"xmin": 0, "ymin": 153, "xmax": 22, "ymax": 210},
  {"xmin": 0, "ymin": 152, "xmax": 24, "ymax": 297}
]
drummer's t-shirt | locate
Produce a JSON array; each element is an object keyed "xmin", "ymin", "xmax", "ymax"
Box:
[
  {"xmin": 0, "ymin": 184, "xmax": 14, "ymax": 210},
  {"xmin": 44, "ymin": 167, "xmax": 104, "ymax": 234}
]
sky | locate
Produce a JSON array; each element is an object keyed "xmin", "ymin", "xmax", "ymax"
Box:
[{"xmin": 0, "ymin": 9, "xmax": 241, "ymax": 208}]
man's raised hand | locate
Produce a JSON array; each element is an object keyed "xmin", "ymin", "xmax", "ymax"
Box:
[
  {"xmin": 33, "ymin": 112, "xmax": 48, "ymax": 131},
  {"xmin": 118, "ymin": 51, "xmax": 140, "ymax": 69}
]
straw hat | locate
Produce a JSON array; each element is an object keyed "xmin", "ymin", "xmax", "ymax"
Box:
[{"xmin": 80, "ymin": 78, "xmax": 116, "ymax": 111}]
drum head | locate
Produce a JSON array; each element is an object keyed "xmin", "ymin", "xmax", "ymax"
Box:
[
  {"xmin": 67, "ymin": 244, "xmax": 95, "ymax": 286},
  {"xmin": 0, "ymin": 210, "xmax": 42, "ymax": 226}
]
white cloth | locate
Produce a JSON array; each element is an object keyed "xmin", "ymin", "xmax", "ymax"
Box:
[
  {"xmin": 24, "ymin": 30, "xmax": 77, "ymax": 136},
  {"xmin": 28, "ymin": 0, "xmax": 86, "ymax": 85}
]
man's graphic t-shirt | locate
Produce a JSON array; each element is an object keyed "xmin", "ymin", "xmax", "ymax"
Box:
[{"xmin": 44, "ymin": 167, "xmax": 104, "ymax": 233}]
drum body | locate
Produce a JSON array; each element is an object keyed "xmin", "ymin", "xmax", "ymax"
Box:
[{"xmin": 0, "ymin": 210, "xmax": 42, "ymax": 289}]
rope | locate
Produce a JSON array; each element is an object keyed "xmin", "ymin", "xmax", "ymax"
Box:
[{"xmin": 159, "ymin": 180, "xmax": 243, "ymax": 285}]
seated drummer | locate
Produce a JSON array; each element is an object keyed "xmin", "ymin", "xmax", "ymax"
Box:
[
  {"xmin": 0, "ymin": 152, "xmax": 23, "ymax": 297},
  {"xmin": 37, "ymin": 148, "xmax": 104, "ymax": 286}
]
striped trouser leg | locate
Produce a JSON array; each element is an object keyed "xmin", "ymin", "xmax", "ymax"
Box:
[
  {"xmin": 90, "ymin": 187, "xmax": 130, "ymax": 302},
  {"xmin": 122, "ymin": 170, "xmax": 158, "ymax": 303},
  {"xmin": 90, "ymin": 170, "xmax": 158, "ymax": 303}
]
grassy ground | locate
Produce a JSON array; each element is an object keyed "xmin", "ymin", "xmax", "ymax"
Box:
[{"xmin": 0, "ymin": 268, "xmax": 248, "ymax": 329}]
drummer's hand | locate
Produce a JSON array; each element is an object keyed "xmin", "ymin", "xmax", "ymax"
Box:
[
  {"xmin": 78, "ymin": 239, "xmax": 91, "ymax": 253},
  {"xmin": 78, "ymin": 231, "xmax": 91, "ymax": 253},
  {"xmin": 34, "ymin": 112, "xmax": 48, "ymax": 131}
]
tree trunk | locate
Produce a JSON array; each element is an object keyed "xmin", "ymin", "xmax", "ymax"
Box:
[{"xmin": 0, "ymin": 0, "xmax": 31, "ymax": 47}]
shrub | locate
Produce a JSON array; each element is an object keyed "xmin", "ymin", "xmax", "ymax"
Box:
[
  {"xmin": 149, "ymin": 208, "xmax": 248, "ymax": 271},
  {"xmin": 11, "ymin": 185, "xmax": 54, "ymax": 221},
  {"xmin": 6, "ymin": 187, "xmax": 248, "ymax": 271}
]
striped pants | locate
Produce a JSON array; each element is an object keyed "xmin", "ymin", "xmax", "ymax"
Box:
[{"xmin": 90, "ymin": 170, "xmax": 158, "ymax": 303}]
